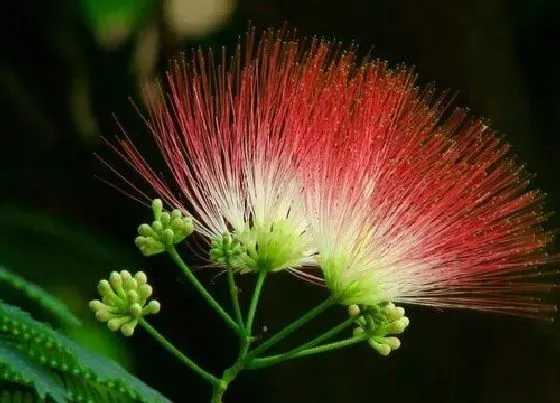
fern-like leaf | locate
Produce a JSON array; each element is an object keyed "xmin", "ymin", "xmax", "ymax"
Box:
[
  {"xmin": 0, "ymin": 267, "xmax": 80, "ymax": 327},
  {"xmin": 0, "ymin": 344, "xmax": 67, "ymax": 402},
  {"xmin": 0, "ymin": 301, "xmax": 170, "ymax": 403}
]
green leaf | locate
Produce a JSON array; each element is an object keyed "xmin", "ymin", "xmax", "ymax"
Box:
[
  {"xmin": 0, "ymin": 344, "xmax": 68, "ymax": 402},
  {"xmin": 0, "ymin": 301, "xmax": 170, "ymax": 403},
  {"xmin": 80, "ymin": 0, "xmax": 153, "ymax": 46},
  {"xmin": 0, "ymin": 267, "xmax": 80, "ymax": 327}
]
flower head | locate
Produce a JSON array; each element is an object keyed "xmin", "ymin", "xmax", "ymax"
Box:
[
  {"xmin": 106, "ymin": 29, "xmax": 343, "ymax": 273},
  {"xmin": 351, "ymin": 303, "xmax": 410, "ymax": 356},
  {"xmin": 135, "ymin": 199, "xmax": 194, "ymax": 256},
  {"xmin": 302, "ymin": 61, "xmax": 557, "ymax": 318},
  {"xmin": 103, "ymin": 28, "xmax": 557, "ymax": 317},
  {"xmin": 89, "ymin": 270, "xmax": 160, "ymax": 336}
]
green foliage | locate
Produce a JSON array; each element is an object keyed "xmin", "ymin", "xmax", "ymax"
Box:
[
  {"xmin": 0, "ymin": 267, "xmax": 80, "ymax": 328},
  {"xmin": 0, "ymin": 344, "xmax": 67, "ymax": 402},
  {"xmin": 80, "ymin": 0, "xmax": 153, "ymax": 46},
  {"xmin": 0, "ymin": 270, "xmax": 170, "ymax": 403}
]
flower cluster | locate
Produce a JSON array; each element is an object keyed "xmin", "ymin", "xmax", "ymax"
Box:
[
  {"xmin": 106, "ymin": 28, "xmax": 556, "ymax": 320},
  {"xmin": 209, "ymin": 232, "xmax": 249, "ymax": 272},
  {"xmin": 350, "ymin": 303, "xmax": 410, "ymax": 356},
  {"xmin": 135, "ymin": 199, "xmax": 194, "ymax": 256},
  {"xmin": 89, "ymin": 270, "xmax": 160, "ymax": 336}
]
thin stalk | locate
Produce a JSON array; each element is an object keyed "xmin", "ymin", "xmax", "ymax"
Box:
[
  {"xmin": 246, "ymin": 296, "xmax": 337, "ymax": 359},
  {"xmin": 245, "ymin": 270, "xmax": 267, "ymax": 335},
  {"xmin": 167, "ymin": 245, "xmax": 239, "ymax": 333},
  {"xmin": 209, "ymin": 270, "xmax": 270, "ymax": 402},
  {"xmin": 139, "ymin": 319, "xmax": 218, "ymax": 385},
  {"xmin": 251, "ymin": 334, "xmax": 368, "ymax": 368},
  {"xmin": 225, "ymin": 256, "xmax": 244, "ymax": 330},
  {"xmin": 246, "ymin": 316, "xmax": 356, "ymax": 370}
]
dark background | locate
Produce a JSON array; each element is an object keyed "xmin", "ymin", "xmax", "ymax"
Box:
[{"xmin": 0, "ymin": 1, "xmax": 559, "ymax": 402}]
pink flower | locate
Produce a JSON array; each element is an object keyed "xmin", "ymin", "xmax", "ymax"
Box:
[
  {"xmin": 302, "ymin": 61, "xmax": 557, "ymax": 318},
  {"xmin": 104, "ymin": 28, "xmax": 557, "ymax": 317},
  {"xmin": 106, "ymin": 29, "xmax": 338, "ymax": 273}
]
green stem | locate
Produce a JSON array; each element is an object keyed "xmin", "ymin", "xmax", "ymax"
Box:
[
  {"xmin": 246, "ymin": 316, "xmax": 356, "ymax": 370},
  {"xmin": 245, "ymin": 271, "xmax": 267, "ymax": 335},
  {"xmin": 252, "ymin": 334, "xmax": 368, "ymax": 367},
  {"xmin": 225, "ymin": 256, "xmax": 244, "ymax": 330},
  {"xmin": 139, "ymin": 319, "xmax": 218, "ymax": 385},
  {"xmin": 167, "ymin": 245, "xmax": 239, "ymax": 334},
  {"xmin": 247, "ymin": 296, "xmax": 337, "ymax": 359},
  {"xmin": 210, "ymin": 384, "xmax": 227, "ymax": 403}
]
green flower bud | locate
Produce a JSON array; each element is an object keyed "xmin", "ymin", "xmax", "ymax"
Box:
[
  {"xmin": 126, "ymin": 289, "xmax": 139, "ymax": 304},
  {"xmin": 95, "ymin": 310, "xmax": 113, "ymax": 323},
  {"xmin": 383, "ymin": 336, "xmax": 401, "ymax": 350},
  {"xmin": 97, "ymin": 280, "xmax": 113, "ymax": 298},
  {"xmin": 369, "ymin": 339, "xmax": 391, "ymax": 356},
  {"xmin": 152, "ymin": 199, "xmax": 163, "ymax": 220},
  {"xmin": 353, "ymin": 327, "xmax": 365, "ymax": 337},
  {"xmin": 88, "ymin": 300, "xmax": 105, "ymax": 312},
  {"xmin": 170, "ymin": 217, "xmax": 183, "ymax": 231},
  {"xmin": 348, "ymin": 304, "xmax": 361, "ymax": 317},
  {"xmin": 109, "ymin": 271, "xmax": 122, "ymax": 289},
  {"xmin": 129, "ymin": 303, "xmax": 143, "ymax": 317},
  {"xmin": 160, "ymin": 212, "xmax": 171, "ymax": 227},
  {"xmin": 138, "ymin": 224, "xmax": 155, "ymax": 237},
  {"xmin": 90, "ymin": 270, "xmax": 160, "ymax": 336},
  {"xmin": 135, "ymin": 200, "xmax": 194, "ymax": 256},
  {"xmin": 163, "ymin": 228, "xmax": 175, "ymax": 245},
  {"xmin": 120, "ymin": 321, "xmax": 138, "ymax": 337},
  {"xmin": 135, "ymin": 236, "xmax": 147, "ymax": 247},
  {"xmin": 386, "ymin": 317, "xmax": 409, "ymax": 334},
  {"xmin": 209, "ymin": 232, "xmax": 247, "ymax": 268},
  {"xmin": 108, "ymin": 316, "xmax": 130, "ymax": 332},
  {"xmin": 143, "ymin": 300, "xmax": 161, "ymax": 315},
  {"xmin": 383, "ymin": 304, "xmax": 405, "ymax": 321},
  {"xmin": 138, "ymin": 284, "xmax": 153, "ymax": 300},
  {"xmin": 134, "ymin": 271, "xmax": 147, "ymax": 286},
  {"xmin": 121, "ymin": 270, "xmax": 136, "ymax": 289},
  {"xmin": 152, "ymin": 220, "xmax": 163, "ymax": 234},
  {"xmin": 352, "ymin": 302, "xmax": 409, "ymax": 356}
]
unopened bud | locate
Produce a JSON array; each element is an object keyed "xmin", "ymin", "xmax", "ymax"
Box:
[
  {"xmin": 134, "ymin": 271, "xmax": 147, "ymax": 286},
  {"xmin": 386, "ymin": 317, "xmax": 409, "ymax": 334},
  {"xmin": 160, "ymin": 212, "xmax": 171, "ymax": 227},
  {"xmin": 369, "ymin": 339, "xmax": 391, "ymax": 356},
  {"xmin": 120, "ymin": 321, "xmax": 137, "ymax": 337},
  {"xmin": 129, "ymin": 303, "xmax": 143, "ymax": 317},
  {"xmin": 163, "ymin": 228, "xmax": 175, "ymax": 245},
  {"xmin": 348, "ymin": 304, "xmax": 361, "ymax": 317},
  {"xmin": 126, "ymin": 289, "xmax": 139, "ymax": 304},
  {"xmin": 152, "ymin": 199, "xmax": 163, "ymax": 220},
  {"xmin": 138, "ymin": 223, "xmax": 155, "ymax": 237},
  {"xmin": 108, "ymin": 316, "xmax": 130, "ymax": 332},
  {"xmin": 97, "ymin": 280, "xmax": 113, "ymax": 297},
  {"xmin": 90, "ymin": 270, "xmax": 160, "ymax": 336},
  {"xmin": 109, "ymin": 271, "xmax": 122, "ymax": 289},
  {"xmin": 143, "ymin": 300, "xmax": 161, "ymax": 315},
  {"xmin": 383, "ymin": 336, "xmax": 401, "ymax": 350}
]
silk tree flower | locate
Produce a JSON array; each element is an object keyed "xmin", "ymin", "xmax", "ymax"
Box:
[
  {"xmin": 302, "ymin": 61, "xmax": 557, "ymax": 317},
  {"xmin": 104, "ymin": 28, "xmax": 556, "ymax": 317},
  {"xmin": 105, "ymin": 29, "xmax": 353, "ymax": 274}
]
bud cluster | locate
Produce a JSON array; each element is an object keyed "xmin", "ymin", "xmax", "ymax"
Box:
[
  {"xmin": 89, "ymin": 270, "xmax": 160, "ymax": 336},
  {"xmin": 209, "ymin": 232, "xmax": 248, "ymax": 269},
  {"xmin": 352, "ymin": 302, "xmax": 409, "ymax": 356},
  {"xmin": 135, "ymin": 199, "xmax": 194, "ymax": 256}
]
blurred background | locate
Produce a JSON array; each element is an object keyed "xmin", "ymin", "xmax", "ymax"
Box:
[{"xmin": 0, "ymin": 1, "xmax": 559, "ymax": 402}]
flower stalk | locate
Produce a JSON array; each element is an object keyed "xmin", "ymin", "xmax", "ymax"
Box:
[
  {"xmin": 139, "ymin": 318, "xmax": 219, "ymax": 386},
  {"xmin": 167, "ymin": 245, "xmax": 240, "ymax": 334},
  {"xmin": 246, "ymin": 315, "xmax": 358, "ymax": 370}
]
